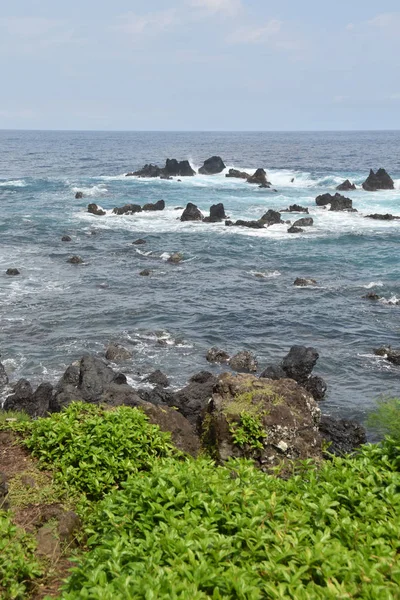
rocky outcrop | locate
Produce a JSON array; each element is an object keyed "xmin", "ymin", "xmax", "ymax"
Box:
[
  {"xmin": 145, "ymin": 370, "xmax": 170, "ymax": 387},
  {"xmin": 130, "ymin": 164, "xmax": 162, "ymax": 178},
  {"xmin": 6, "ymin": 269, "xmax": 20, "ymax": 276},
  {"xmin": 315, "ymin": 192, "xmax": 355, "ymax": 211},
  {"xmin": 167, "ymin": 252, "xmax": 184, "ymax": 264},
  {"xmin": 363, "ymin": 292, "xmax": 381, "ymax": 301},
  {"xmin": 61, "ymin": 235, "xmax": 72, "ymax": 242},
  {"xmin": 166, "ymin": 372, "xmax": 218, "ymax": 429},
  {"xmin": 373, "ymin": 346, "xmax": 400, "ymax": 366},
  {"xmin": 362, "ymin": 169, "xmax": 394, "ymax": 191},
  {"xmin": 140, "ymin": 403, "xmax": 200, "ymax": 456},
  {"xmin": 67, "ymin": 256, "xmax": 84, "ymax": 264},
  {"xmin": 203, "ymin": 203, "xmax": 226, "ymax": 223},
  {"xmin": 87, "ymin": 203, "xmax": 106, "ymax": 216},
  {"xmin": 281, "ymin": 205, "xmax": 309, "ymax": 213},
  {"xmin": 0, "ymin": 360, "xmax": 9, "ymax": 388},
  {"xmin": 132, "ymin": 239, "xmax": 146, "ymax": 245},
  {"xmin": 319, "ymin": 416, "xmax": 366, "ymax": 456},
  {"xmin": 180, "ymin": 203, "xmax": 203, "ymax": 222},
  {"xmin": 199, "ymin": 156, "xmax": 226, "ymax": 175},
  {"xmin": 336, "ymin": 180, "xmax": 356, "ymax": 191},
  {"xmin": 287, "ymin": 226, "xmax": 303, "ymax": 233},
  {"xmin": 200, "ymin": 373, "xmax": 322, "ymax": 468},
  {"xmin": 229, "ymin": 351, "xmax": 258, "ymax": 373},
  {"xmin": 142, "ymin": 200, "xmax": 165, "ymax": 211},
  {"xmin": 247, "ymin": 168, "xmax": 270, "ymax": 186},
  {"xmin": 75, "ymin": 191, "xmax": 83, "ymax": 199},
  {"xmin": 294, "ymin": 278, "xmax": 317, "ymax": 286},
  {"xmin": 139, "ymin": 269, "xmax": 151, "ymax": 276},
  {"xmin": 225, "ymin": 168, "xmax": 250, "ymax": 179},
  {"xmin": 225, "ymin": 219, "xmax": 265, "ymax": 229},
  {"xmin": 260, "ymin": 210, "xmax": 283, "ymax": 226},
  {"xmin": 365, "ymin": 213, "xmax": 400, "ymax": 220},
  {"xmin": 105, "ymin": 344, "xmax": 132, "ymax": 362},
  {"xmin": 113, "ymin": 204, "xmax": 142, "ymax": 215},
  {"xmin": 164, "ymin": 159, "xmax": 195, "ymax": 177},
  {"xmin": 3, "ymin": 380, "xmax": 53, "ymax": 418},
  {"xmin": 206, "ymin": 348, "xmax": 230, "ymax": 364},
  {"xmin": 293, "ymin": 217, "xmax": 313, "ymax": 227}
]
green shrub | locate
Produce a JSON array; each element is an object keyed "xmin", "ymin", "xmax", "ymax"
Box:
[
  {"xmin": 368, "ymin": 397, "xmax": 400, "ymax": 469},
  {"xmin": 229, "ymin": 411, "xmax": 266, "ymax": 450},
  {"xmin": 23, "ymin": 403, "xmax": 177, "ymax": 500},
  {"xmin": 62, "ymin": 444, "xmax": 400, "ymax": 599},
  {"xmin": 0, "ymin": 510, "xmax": 43, "ymax": 600}
]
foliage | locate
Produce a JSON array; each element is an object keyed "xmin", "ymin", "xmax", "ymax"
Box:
[
  {"xmin": 0, "ymin": 510, "xmax": 43, "ymax": 600},
  {"xmin": 229, "ymin": 410, "xmax": 267, "ymax": 450},
  {"xmin": 0, "ymin": 409, "xmax": 32, "ymax": 433},
  {"xmin": 23, "ymin": 402, "xmax": 177, "ymax": 500},
  {"xmin": 62, "ymin": 443, "xmax": 400, "ymax": 599}
]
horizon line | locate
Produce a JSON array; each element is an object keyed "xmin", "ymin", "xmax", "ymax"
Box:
[{"xmin": 1, "ymin": 128, "xmax": 400, "ymax": 134}]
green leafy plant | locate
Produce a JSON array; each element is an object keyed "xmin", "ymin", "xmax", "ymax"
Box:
[
  {"xmin": 229, "ymin": 410, "xmax": 267, "ymax": 450},
  {"xmin": 367, "ymin": 397, "xmax": 400, "ymax": 441}
]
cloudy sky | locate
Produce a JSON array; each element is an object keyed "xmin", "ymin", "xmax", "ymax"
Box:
[{"xmin": 1, "ymin": 0, "xmax": 400, "ymax": 130}]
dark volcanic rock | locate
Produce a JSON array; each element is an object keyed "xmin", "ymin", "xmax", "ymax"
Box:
[
  {"xmin": 139, "ymin": 269, "xmax": 151, "ymax": 276},
  {"xmin": 206, "ymin": 347, "xmax": 230, "ymax": 364},
  {"xmin": 294, "ymin": 278, "xmax": 317, "ymax": 286},
  {"xmin": 373, "ymin": 346, "xmax": 400, "ymax": 366},
  {"xmin": 203, "ymin": 203, "xmax": 226, "ymax": 223},
  {"xmin": 229, "ymin": 351, "xmax": 258, "ymax": 373},
  {"xmin": 280, "ymin": 205, "xmax": 309, "ymax": 213},
  {"xmin": 330, "ymin": 196, "xmax": 355, "ymax": 211},
  {"xmin": 319, "ymin": 415, "xmax": 366, "ymax": 457},
  {"xmin": 259, "ymin": 364, "xmax": 287, "ymax": 380},
  {"xmin": 105, "ymin": 344, "xmax": 132, "ymax": 362},
  {"xmin": 164, "ymin": 159, "xmax": 195, "ymax": 177},
  {"xmin": 199, "ymin": 156, "xmax": 226, "ymax": 175},
  {"xmin": 167, "ymin": 252, "xmax": 183, "ymax": 264},
  {"xmin": 145, "ymin": 370, "xmax": 170, "ymax": 387},
  {"xmin": 142, "ymin": 200, "xmax": 165, "ymax": 211},
  {"xmin": 87, "ymin": 203, "xmax": 106, "ymax": 216},
  {"xmin": 363, "ymin": 292, "xmax": 381, "ymax": 301},
  {"xmin": 336, "ymin": 179, "xmax": 356, "ymax": 191},
  {"xmin": 304, "ymin": 375, "xmax": 327, "ymax": 402},
  {"xmin": 362, "ymin": 168, "xmax": 394, "ymax": 191},
  {"xmin": 225, "ymin": 219, "xmax": 265, "ymax": 229},
  {"xmin": 61, "ymin": 235, "xmax": 72, "ymax": 242},
  {"xmin": 287, "ymin": 225, "xmax": 303, "ymax": 233},
  {"xmin": 113, "ymin": 204, "xmax": 142, "ymax": 215},
  {"xmin": 132, "ymin": 164, "xmax": 162, "ymax": 178},
  {"xmin": 225, "ymin": 168, "xmax": 250, "ymax": 179},
  {"xmin": 247, "ymin": 168, "xmax": 269, "ymax": 186},
  {"xmin": 0, "ymin": 361, "xmax": 9, "ymax": 388},
  {"xmin": 365, "ymin": 213, "xmax": 400, "ymax": 220},
  {"xmin": 132, "ymin": 238, "xmax": 146, "ymax": 245},
  {"xmin": 75, "ymin": 191, "xmax": 83, "ymax": 199},
  {"xmin": 260, "ymin": 209, "xmax": 283, "ymax": 226},
  {"xmin": 282, "ymin": 346, "xmax": 319, "ymax": 384},
  {"xmin": 293, "ymin": 217, "xmax": 313, "ymax": 227},
  {"xmin": 3, "ymin": 380, "xmax": 53, "ymax": 417},
  {"xmin": 168, "ymin": 371, "xmax": 218, "ymax": 428},
  {"xmin": 6, "ymin": 269, "xmax": 20, "ymax": 276},
  {"xmin": 180, "ymin": 203, "xmax": 203, "ymax": 222},
  {"xmin": 67, "ymin": 256, "xmax": 84, "ymax": 264},
  {"xmin": 140, "ymin": 403, "xmax": 200, "ymax": 456}
]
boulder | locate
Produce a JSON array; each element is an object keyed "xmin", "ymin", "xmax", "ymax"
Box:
[
  {"xmin": 319, "ymin": 415, "xmax": 366, "ymax": 456},
  {"xmin": 139, "ymin": 269, "xmax": 151, "ymax": 276},
  {"xmin": 206, "ymin": 347, "xmax": 230, "ymax": 364},
  {"xmin": 373, "ymin": 346, "xmax": 400, "ymax": 366},
  {"xmin": 259, "ymin": 364, "xmax": 287, "ymax": 380},
  {"xmin": 293, "ymin": 217, "xmax": 313, "ymax": 227},
  {"xmin": 145, "ymin": 370, "xmax": 170, "ymax": 387},
  {"xmin": 280, "ymin": 205, "xmax": 309, "ymax": 213},
  {"xmin": 167, "ymin": 371, "xmax": 218, "ymax": 429},
  {"xmin": 294, "ymin": 278, "xmax": 317, "ymax": 287},
  {"xmin": 200, "ymin": 373, "xmax": 322, "ymax": 468},
  {"xmin": 113, "ymin": 204, "xmax": 142, "ymax": 215},
  {"xmin": 67, "ymin": 256, "xmax": 83, "ymax": 264},
  {"xmin": 229, "ymin": 351, "xmax": 258, "ymax": 373},
  {"xmin": 203, "ymin": 203, "xmax": 226, "ymax": 223},
  {"xmin": 132, "ymin": 239, "xmax": 146, "ymax": 245},
  {"xmin": 142, "ymin": 200, "xmax": 165, "ymax": 212},
  {"xmin": 260, "ymin": 209, "xmax": 283, "ymax": 226},
  {"xmin": 61, "ymin": 235, "xmax": 72, "ymax": 242},
  {"xmin": 167, "ymin": 252, "xmax": 183, "ymax": 264},
  {"xmin": 132, "ymin": 164, "xmax": 162, "ymax": 178},
  {"xmin": 330, "ymin": 196, "xmax": 355, "ymax": 211},
  {"xmin": 3, "ymin": 380, "xmax": 53, "ymax": 417},
  {"xmin": 287, "ymin": 226, "xmax": 303, "ymax": 233},
  {"xmin": 199, "ymin": 156, "xmax": 226, "ymax": 175},
  {"xmin": 303, "ymin": 375, "xmax": 327, "ymax": 403},
  {"xmin": 362, "ymin": 168, "xmax": 394, "ymax": 191},
  {"xmin": 315, "ymin": 192, "xmax": 349, "ymax": 207},
  {"xmin": 6, "ymin": 269, "xmax": 20, "ymax": 276},
  {"xmin": 225, "ymin": 219, "xmax": 265, "ymax": 229},
  {"xmin": 247, "ymin": 168, "xmax": 270, "ymax": 186},
  {"xmin": 87, "ymin": 203, "xmax": 106, "ymax": 216},
  {"xmin": 164, "ymin": 159, "xmax": 195, "ymax": 177},
  {"xmin": 282, "ymin": 346, "xmax": 319, "ymax": 384},
  {"xmin": 140, "ymin": 403, "xmax": 200, "ymax": 457},
  {"xmin": 225, "ymin": 168, "xmax": 250, "ymax": 179},
  {"xmin": 336, "ymin": 180, "xmax": 356, "ymax": 191},
  {"xmin": 105, "ymin": 344, "xmax": 132, "ymax": 362},
  {"xmin": 75, "ymin": 191, "xmax": 84, "ymax": 199},
  {"xmin": 180, "ymin": 203, "xmax": 203, "ymax": 222},
  {"xmin": 365, "ymin": 213, "xmax": 400, "ymax": 220}
]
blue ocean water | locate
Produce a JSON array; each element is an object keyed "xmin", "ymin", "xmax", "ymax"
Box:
[{"xmin": 0, "ymin": 130, "xmax": 399, "ymax": 423}]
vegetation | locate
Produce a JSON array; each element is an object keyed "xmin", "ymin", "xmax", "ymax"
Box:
[{"xmin": 229, "ymin": 411, "xmax": 267, "ymax": 450}]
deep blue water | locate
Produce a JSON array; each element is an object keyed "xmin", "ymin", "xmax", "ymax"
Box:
[{"xmin": 0, "ymin": 130, "xmax": 399, "ymax": 423}]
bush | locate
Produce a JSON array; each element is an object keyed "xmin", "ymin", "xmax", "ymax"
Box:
[
  {"xmin": 62, "ymin": 445, "xmax": 400, "ymax": 599},
  {"xmin": 23, "ymin": 403, "xmax": 177, "ymax": 500},
  {"xmin": 0, "ymin": 510, "xmax": 43, "ymax": 600},
  {"xmin": 368, "ymin": 397, "xmax": 400, "ymax": 468}
]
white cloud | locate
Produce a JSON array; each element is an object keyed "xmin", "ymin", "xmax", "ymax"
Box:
[
  {"xmin": 114, "ymin": 10, "xmax": 177, "ymax": 36},
  {"xmin": 189, "ymin": 0, "xmax": 242, "ymax": 17},
  {"xmin": 227, "ymin": 19, "xmax": 282, "ymax": 44}
]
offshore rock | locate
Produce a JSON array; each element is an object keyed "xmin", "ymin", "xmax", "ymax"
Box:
[
  {"xmin": 87, "ymin": 203, "xmax": 106, "ymax": 216},
  {"xmin": 206, "ymin": 347, "xmax": 230, "ymax": 364},
  {"xmin": 142, "ymin": 200, "xmax": 165, "ymax": 211},
  {"xmin": 330, "ymin": 196, "xmax": 356, "ymax": 211},
  {"xmin": 180, "ymin": 203, "xmax": 203, "ymax": 222},
  {"xmin": 287, "ymin": 225, "xmax": 303, "ymax": 233},
  {"xmin": 67, "ymin": 256, "xmax": 84, "ymax": 264},
  {"xmin": 113, "ymin": 204, "xmax": 142, "ymax": 215},
  {"xmin": 167, "ymin": 252, "xmax": 184, "ymax": 264},
  {"xmin": 260, "ymin": 209, "xmax": 283, "ymax": 226},
  {"xmin": 225, "ymin": 219, "xmax": 265, "ymax": 229},
  {"xmin": 203, "ymin": 203, "xmax": 226, "ymax": 223},
  {"xmin": 365, "ymin": 213, "xmax": 400, "ymax": 220},
  {"xmin": 132, "ymin": 238, "xmax": 146, "ymax": 244},
  {"xmin": 229, "ymin": 351, "xmax": 258, "ymax": 373},
  {"xmin": 105, "ymin": 344, "xmax": 133, "ymax": 362},
  {"xmin": 6, "ymin": 269, "xmax": 20, "ymax": 276},
  {"xmin": 225, "ymin": 168, "xmax": 250, "ymax": 179},
  {"xmin": 247, "ymin": 168, "xmax": 270, "ymax": 186},
  {"xmin": 145, "ymin": 370, "xmax": 170, "ymax": 387},
  {"xmin": 293, "ymin": 217, "xmax": 313, "ymax": 227},
  {"xmin": 201, "ymin": 373, "xmax": 322, "ymax": 467},
  {"xmin": 294, "ymin": 278, "xmax": 317, "ymax": 286},
  {"xmin": 373, "ymin": 346, "xmax": 400, "ymax": 366},
  {"xmin": 61, "ymin": 235, "xmax": 72, "ymax": 242},
  {"xmin": 198, "ymin": 156, "xmax": 226, "ymax": 175},
  {"xmin": 164, "ymin": 159, "xmax": 195, "ymax": 177},
  {"xmin": 362, "ymin": 168, "xmax": 394, "ymax": 191},
  {"xmin": 281, "ymin": 205, "xmax": 309, "ymax": 213},
  {"xmin": 131, "ymin": 164, "xmax": 162, "ymax": 178},
  {"xmin": 75, "ymin": 191, "xmax": 84, "ymax": 199},
  {"xmin": 336, "ymin": 179, "xmax": 356, "ymax": 191}
]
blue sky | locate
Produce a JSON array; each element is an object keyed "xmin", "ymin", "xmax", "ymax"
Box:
[{"xmin": 1, "ymin": 0, "xmax": 400, "ymax": 130}]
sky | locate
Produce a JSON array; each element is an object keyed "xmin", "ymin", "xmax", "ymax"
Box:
[{"xmin": 1, "ymin": 0, "xmax": 400, "ymax": 131}]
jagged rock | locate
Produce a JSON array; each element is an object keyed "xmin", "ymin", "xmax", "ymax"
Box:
[
  {"xmin": 199, "ymin": 156, "xmax": 226, "ymax": 175},
  {"xmin": 180, "ymin": 203, "xmax": 203, "ymax": 222},
  {"xmin": 229, "ymin": 351, "xmax": 258, "ymax": 373},
  {"xmin": 3, "ymin": 380, "xmax": 53, "ymax": 417},
  {"xmin": 203, "ymin": 203, "xmax": 226, "ymax": 223},
  {"xmin": 164, "ymin": 159, "xmax": 195, "ymax": 177},
  {"xmin": 61, "ymin": 235, "xmax": 72, "ymax": 242},
  {"xmin": 330, "ymin": 196, "xmax": 356, "ymax": 211},
  {"xmin": 294, "ymin": 278, "xmax": 317, "ymax": 286},
  {"xmin": 87, "ymin": 203, "xmax": 106, "ymax": 216},
  {"xmin": 140, "ymin": 403, "xmax": 200, "ymax": 456},
  {"xmin": 362, "ymin": 168, "xmax": 394, "ymax": 191},
  {"xmin": 303, "ymin": 375, "xmax": 327, "ymax": 402},
  {"xmin": 363, "ymin": 292, "xmax": 381, "ymax": 301},
  {"xmin": 145, "ymin": 370, "xmax": 170, "ymax": 387},
  {"xmin": 132, "ymin": 164, "xmax": 162, "ymax": 178},
  {"xmin": 167, "ymin": 252, "xmax": 183, "ymax": 264},
  {"xmin": 6, "ymin": 269, "xmax": 20, "ymax": 276},
  {"xmin": 113, "ymin": 204, "xmax": 142, "ymax": 215},
  {"xmin": 336, "ymin": 179, "xmax": 356, "ymax": 191},
  {"xmin": 225, "ymin": 219, "xmax": 265, "ymax": 229},
  {"xmin": 206, "ymin": 347, "xmax": 230, "ymax": 364},
  {"xmin": 260, "ymin": 209, "xmax": 283, "ymax": 226},
  {"xmin": 75, "ymin": 191, "xmax": 83, "ymax": 199},
  {"xmin": 247, "ymin": 168, "xmax": 270, "ymax": 186},
  {"xmin": 225, "ymin": 168, "xmax": 250, "ymax": 179},
  {"xmin": 142, "ymin": 200, "xmax": 165, "ymax": 211},
  {"xmin": 287, "ymin": 225, "xmax": 303, "ymax": 233},
  {"xmin": 281, "ymin": 205, "xmax": 309, "ymax": 213},
  {"xmin": 293, "ymin": 217, "xmax": 313, "ymax": 227},
  {"xmin": 200, "ymin": 373, "xmax": 322, "ymax": 467},
  {"xmin": 282, "ymin": 346, "xmax": 319, "ymax": 384},
  {"xmin": 373, "ymin": 346, "xmax": 400, "ymax": 366},
  {"xmin": 259, "ymin": 364, "xmax": 287, "ymax": 380},
  {"xmin": 67, "ymin": 256, "xmax": 84, "ymax": 264},
  {"xmin": 167, "ymin": 372, "xmax": 218, "ymax": 429},
  {"xmin": 315, "ymin": 192, "xmax": 352, "ymax": 208},
  {"xmin": 139, "ymin": 269, "xmax": 151, "ymax": 276},
  {"xmin": 319, "ymin": 415, "xmax": 366, "ymax": 456},
  {"xmin": 365, "ymin": 213, "xmax": 400, "ymax": 220},
  {"xmin": 105, "ymin": 344, "xmax": 132, "ymax": 362},
  {"xmin": 132, "ymin": 238, "xmax": 146, "ymax": 244}
]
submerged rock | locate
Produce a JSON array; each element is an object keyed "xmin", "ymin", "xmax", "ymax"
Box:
[
  {"xmin": 198, "ymin": 156, "xmax": 226, "ymax": 175},
  {"xmin": 139, "ymin": 269, "xmax": 151, "ymax": 276},
  {"xmin": 294, "ymin": 278, "xmax": 317, "ymax": 287},
  {"xmin": 61, "ymin": 235, "xmax": 72, "ymax": 242},
  {"xmin": 132, "ymin": 238, "xmax": 146, "ymax": 245},
  {"xmin": 67, "ymin": 256, "xmax": 84, "ymax": 264},
  {"xmin": 225, "ymin": 168, "xmax": 250, "ymax": 179},
  {"xmin": 287, "ymin": 225, "xmax": 303, "ymax": 233},
  {"xmin": 105, "ymin": 344, "xmax": 132, "ymax": 362},
  {"xmin": 247, "ymin": 168, "xmax": 270, "ymax": 186},
  {"xmin": 87, "ymin": 203, "xmax": 106, "ymax": 216},
  {"xmin": 206, "ymin": 347, "xmax": 230, "ymax": 364},
  {"xmin": 280, "ymin": 205, "xmax": 309, "ymax": 213},
  {"xmin": 365, "ymin": 213, "xmax": 400, "ymax": 220},
  {"xmin": 319, "ymin": 416, "xmax": 366, "ymax": 457},
  {"xmin": 113, "ymin": 204, "xmax": 142, "ymax": 215},
  {"xmin": 180, "ymin": 203, "xmax": 203, "ymax": 222},
  {"xmin": 293, "ymin": 217, "xmax": 313, "ymax": 227},
  {"xmin": 336, "ymin": 179, "xmax": 356, "ymax": 191},
  {"xmin": 363, "ymin": 292, "xmax": 381, "ymax": 301},
  {"xmin": 362, "ymin": 168, "xmax": 394, "ymax": 191},
  {"xmin": 229, "ymin": 351, "xmax": 258, "ymax": 373},
  {"xmin": 167, "ymin": 252, "xmax": 184, "ymax": 264},
  {"xmin": 6, "ymin": 268, "xmax": 20, "ymax": 276}
]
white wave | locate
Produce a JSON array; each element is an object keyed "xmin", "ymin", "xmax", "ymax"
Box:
[
  {"xmin": 380, "ymin": 295, "xmax": 399, "ymax": 305},
  {"xmin": 72, "ymin": 184, "xmax": 108, "ymax": 197},
  {"xmin": 249, "ymin": 270, "xmax": 281, "ymax": 279},
  {"xmin": 135, "ymin": 249, "xmax": 153, "ymax": 257},
  {"xmin": 0, "ymin": 179, "xmax": 27, "ymax": 187},
  {"xmin": 363, "ymin": 282, "xmax": 384, "ymax": 289}
]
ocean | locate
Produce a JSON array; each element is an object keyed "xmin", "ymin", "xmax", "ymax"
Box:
[{"xmin": 0, "ymin": 129, "xmax": 399, "ymax": 423}]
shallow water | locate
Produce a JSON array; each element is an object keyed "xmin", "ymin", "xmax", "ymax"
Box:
[{"xmin": 0, "ymin": 130, "xmax": 399, "ymax": 422}]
